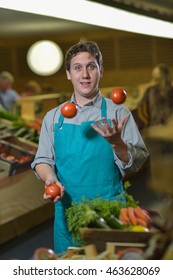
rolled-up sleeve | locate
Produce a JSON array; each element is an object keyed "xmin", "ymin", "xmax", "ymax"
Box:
[
  {"xmin": 31, "ymin": 112, "xmax": 56, "ymax": 172},
  {"xmin": 113, "ymin": 107, "xmax": 149, "ymax": 177}
]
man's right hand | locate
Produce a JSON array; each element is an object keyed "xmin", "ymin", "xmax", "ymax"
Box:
[{"xmin": 43, "ymin": 179, "xmax": 65, "ymax": 203}]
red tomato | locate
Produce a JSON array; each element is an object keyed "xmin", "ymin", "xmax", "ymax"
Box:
[
  {"xmin": 33, "ymin": 247, "xmax": 57, "ymax": 260},
  {"xmin": 111, "ymin": 88, "xmax": 127, "ymax": 104},
  {"xmin": 45, "ymin": 184, "xmax": 61, "ymax": 199},
  {"xmin": 61, "ymin": 102, "xmax": 77, "ymax": 118}
]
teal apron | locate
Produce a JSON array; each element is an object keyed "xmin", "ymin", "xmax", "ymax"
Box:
[{"xmin": 53, "ymin": 97, "xmax": 125, "ymax": 253}]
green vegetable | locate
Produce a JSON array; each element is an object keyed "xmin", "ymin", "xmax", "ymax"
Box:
[
  {"xmin": 0, "ymin": 111, "xmax": 19, "ymax": 121},
  {"xmin": 89, "ymin": 217, "xmax": 111, "ymax": 229},
  {"xmin": 65, "ymin": 198, "xmax": 124, "ymax": 244},
  {"xmin": 104, "ymin": 215, "xmax": 127, "ymax": 230},
  {"xmin": 65, "ymin": 202, "xmax": 98, "ymax": 245},
  {"xmin": 123, "ymin": 181, "xmax": 139, "ymax": 208},
  {"xmin": 65, "ymin": 182, "xmax": 138, "ymax": 245}
]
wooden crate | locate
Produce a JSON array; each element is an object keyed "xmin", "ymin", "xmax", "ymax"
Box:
[
  {"xmin": 0, "ymin": 141, "xmax": 34, "ymax": 176},
  {"xmin": 80, "ymin": 228, "xmax": 154, "ymax": 253}
]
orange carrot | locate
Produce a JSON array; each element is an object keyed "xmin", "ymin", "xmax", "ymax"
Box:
[
  {"xmin": 127, "ymin": 207, "xmax": 137, "ymax": 226},
  {"xmin": 142, "ymin": 209, "xmax": 152, "ymax": 225},
  {"xmin": 136, "ymin": 217, "xmax": 148, "ymax": 227},
  {"xmin": 119, "ymin": 208, "xmax": 131, "ymax": 225},
  {"xmin": 119, "ymin": 214, "xmax": 128, "ymax": 225},
  {"xmin": 134, "ymin": 207, "xmax": 150, "ymax": 222}
]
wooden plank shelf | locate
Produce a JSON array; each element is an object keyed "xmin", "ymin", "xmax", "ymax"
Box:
[
  {"xmin": 17, "ymin": 93, "xmax": 69, "ymax": 120},
  {"xmin": 0, "ymin": 169, "xmax": 54, "ymax": 244},
  {"xmin": 80, "ymin": 228, "xmax": 154, "ymax": 253}
]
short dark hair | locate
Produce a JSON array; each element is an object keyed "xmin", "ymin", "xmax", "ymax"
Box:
[{"xmin": 65, "ymin": 39, "xmax": 103, "ymax": 71}]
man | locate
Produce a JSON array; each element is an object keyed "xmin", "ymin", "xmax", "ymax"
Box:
[
  {"xmin": 0, "ymin": 71, "xmax": 20, "ymax": 111},
  {"xmin": 31, "ymin": 40, "xmax": 149, "ymax": 253},
  {"xmin": 132, "ymin": 64, "xmax": 173, "ymax": 130}
]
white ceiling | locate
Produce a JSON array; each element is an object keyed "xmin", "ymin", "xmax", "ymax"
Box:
[
  {"xmin": 0, "ymin": 8, "xmax": 95, "ymax": 37},
  {"xmin": 0, "ymin": 1, "xmax": 173, "ymax": 37}
]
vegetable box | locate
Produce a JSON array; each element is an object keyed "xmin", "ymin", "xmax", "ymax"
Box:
[
  {"xmin": 0, "ymin": 141, "xmax": 34, "ymax": 177},
  {"xmin": 80, "ymin": 228, "xmax": 154, "ymax": 253}
]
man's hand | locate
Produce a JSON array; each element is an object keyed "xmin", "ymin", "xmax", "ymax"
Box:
[
  {"xmin": 91, "ymin": 116, "xmax": 128, "ymax": 163},
  {"xmin": 43, "ymin": 179, "xmax": 65, "ymax": 203},
  {"xmin": 91, "ymin": 116, "xmax": 127, "ymax": 145}
]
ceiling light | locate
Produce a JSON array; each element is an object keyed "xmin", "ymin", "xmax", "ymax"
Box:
[
  {"xmin": 27, "ymin": 40, "xmax": 63, "ymax": 76},
  {"xmin": 0, "ymin": 0, "xmax": 173, "ymax": 39}
]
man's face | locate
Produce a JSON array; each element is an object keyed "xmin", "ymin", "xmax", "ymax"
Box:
[
  {"xmin": 151, "ymin": 67, "xmax": 162, "ymax": 86},
  {"xmin": 66, "ymin": 52, "xmax": 103, "ymax": 99},
  {"xmin": 0, "ymin": 80, "xmax": 11, "ymax": 91}
]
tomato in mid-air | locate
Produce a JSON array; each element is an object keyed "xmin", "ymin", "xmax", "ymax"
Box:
[
  {"xmin": 61, "ymin": 102, "xmax": 77, "ymax": 118},
  {"xmin": 111, "ymin": 88, "xmax": 127, "ymax": 104},
  {"xmin": 45, "ymin": 184, "xmax": 61, "ymax": 199}
]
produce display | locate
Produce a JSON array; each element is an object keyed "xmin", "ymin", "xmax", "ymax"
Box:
[
  {"xmin": 0, "ymin": 146, "xmax": 32, "ymax": 164},
  {"xmin": 65, "ymin": 182, "xmax": 150, "ymax": 244},
  {"xmin": 0, "ymin": 141, "xmax": 34, "ymax": 177},
  {"xmin": 0, "ymin": 135, "xmax": 37, "ymax": 154},
  {"xmin": 0, "ymin": 110, "xmax": 41, "ymax": 143},
  {"xmin": 119, "ymin": 206, "xmax": 151, "ymax": 228},
  {"xmin": 64, "ymin": 181, "xmax": 169, "ymax": 260},
  {"xmin": 0, "ymin": 110, "xmax": 40, "ymax": 178},
  {"xmin": 65, "ymin": 198, "xmax": 153, "ymax": 245}
]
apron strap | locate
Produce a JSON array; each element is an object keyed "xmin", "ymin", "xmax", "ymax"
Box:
[
  {"xmin": 58, "ymin": 99, "xmax": 71, "ymax": 128},
  {"xmin": 58, "ymin": 114, "xmax": 64, "ymax": 128},
  {"xmin": 101, "ymin": 97, "xmax": 107, "ymax": 118}
]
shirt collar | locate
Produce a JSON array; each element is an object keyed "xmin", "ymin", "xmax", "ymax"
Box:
[{"xmin": 71, "ymin": 91, "xmax": 102, "ymax": 109}]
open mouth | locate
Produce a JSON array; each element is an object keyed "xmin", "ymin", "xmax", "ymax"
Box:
[{"xmin": 80, "ymin": 82, "xmax": 91, "ymax": 87}]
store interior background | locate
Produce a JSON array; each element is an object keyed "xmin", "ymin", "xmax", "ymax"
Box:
[
  {"xmin": 0, "ymin": 1, "xmax": 173, "ymax": 259},
  {"xmin": 1, "ymin": 1, "xmax": 173, "ymax": 94}
]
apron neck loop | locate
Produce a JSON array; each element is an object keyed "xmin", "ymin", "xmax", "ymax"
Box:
[
  {"xmin": 58, "ymin": 114, "xmax": 64, "ymax": 129},
  {"xmin": 58, "ymin": 99, "xmax": 71, "ymax": 128},
  {"xmin": 101, "ymin": 97, "xmax": 107, "ymax": 118},
  {"xmin": 57, "ymin": 97, "xmax": 107, "ymax": 128}
]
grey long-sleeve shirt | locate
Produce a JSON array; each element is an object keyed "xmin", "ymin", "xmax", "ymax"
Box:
[{"xmin": 31, "ymin": 92, "xmax": 149, "ymax": 178}]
